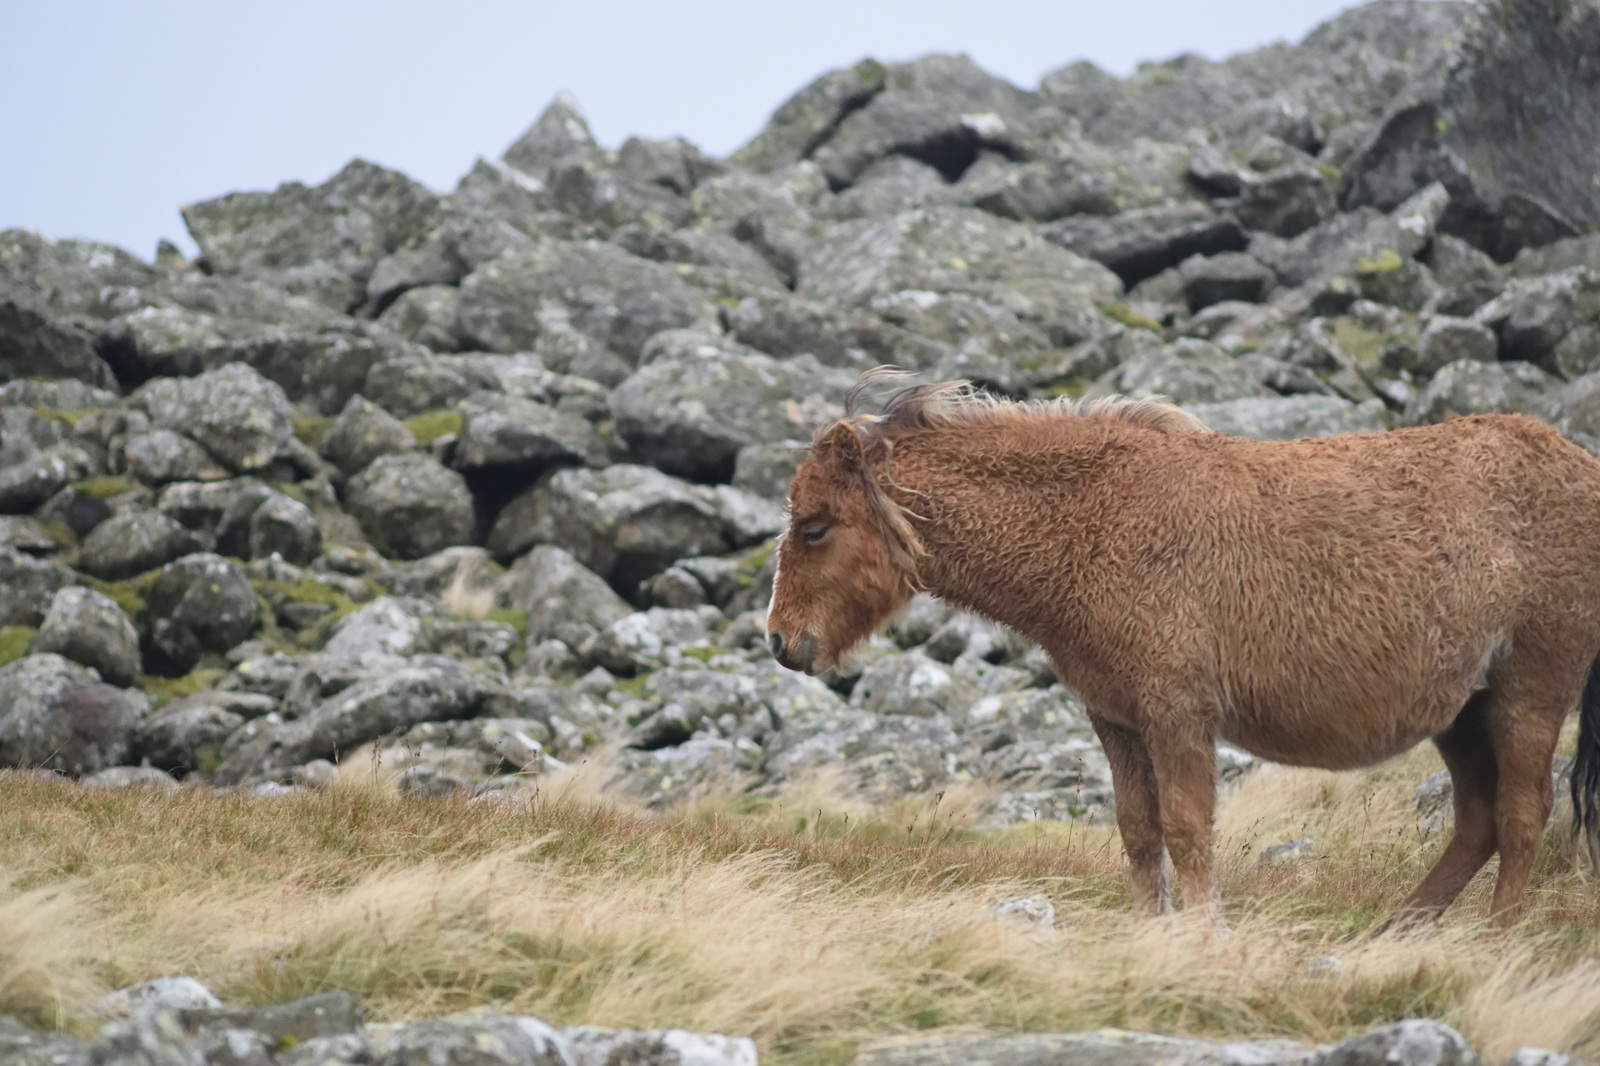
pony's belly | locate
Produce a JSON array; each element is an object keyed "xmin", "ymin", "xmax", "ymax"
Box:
[{"xmin": 1219, "ymin": 690, "xmax": 1461, "ymax": 771}]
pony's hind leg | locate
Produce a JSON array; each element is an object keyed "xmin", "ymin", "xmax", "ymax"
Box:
[
  {"xmin": 1090, "ymin": 714, "xmax": 1171, "ymax": 915},
  {"xmin": 1396, "ymin": 691, "xmax": 1498, "ymax": 924},
  {"xmin": 1484, "ymin": 673, "xmax": 1568, "ymax": 931}
]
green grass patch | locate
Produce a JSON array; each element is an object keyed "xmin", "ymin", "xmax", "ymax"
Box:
[
  {"xmin": 31, "ymin": 407, "xmax": 101, "ymax": 429},
  {"xmin": 0, "ymin": 626, "xmax": 36, "ymax": 668},
  {"xmin": 292, "ymin": 416, "xmax": 335, "ymax": 449},
  {"xmin": 87, "ymin": 571, "xmax": 162, "ymax": 617},
  {"xmin": 404, "ymin": 409, "xmax": 462, "ymax": 445},
  {"xmin": 254, "ymin": 576, "xmax": 379, "ymax": 650},
  {"xmin": 1354, "ymin": 248, "xmax": 1404, "ymax": 275},
  {"xmin": 1332, "ymin": 318, "xmax": 1389, "ymax": 369},
  {"xmin": 71, "ymin": 476, "xmax": 134, "ymax": 500},
  {"xmin": 138, "ymin": 668, "xmax": 227, "ymax": 706},
  {"xmin": 1096, "ymin": 302, "xmax": 1162, "ymax": 333},
  {"xmin": 486, "ymin": 608, "xmax": 528, "ymax": 638}
]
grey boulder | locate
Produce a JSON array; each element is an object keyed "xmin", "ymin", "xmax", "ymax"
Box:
[
  {"xmin": 498, "ymin": 545, "xmax": 633, "ymax": 649},
  {"xmin": 123, "ymin": 430, "xmax": 226, "ymax": 485},
  {"xmin": 454, "ymin": 390, "xmax": 601, "ymax": 473},
  {"xmin": 0, "ymin": 443, "xmax": 97, "ymax": 513},
  {"xmin": 0, "ymin": 653, "xmax": 148, "ymax": 775},
  {"xmin": 456, "ymin": 241, "xmax": 715, "ymax": 364},
  {"xmin": 797, "ymin": 205, "xmax": 1121, "ymax": 346},
  {"xmin": 214, "ymin": 654, "xmax": 493, "ymax": 784},
  {"xmin": 79, "ymin": 509, "xmax": 207, "ymax": 581},
  {"xmin": 1342, "ymin": 0, "xmax": 1600, "ymax": 259},
  {"xmin": 344, "ymin": 452, "xmax": 475, "ymax": 560},
  {"xmin": 1416, "ymin": 316, "xmax": 1499, "ymax": 377},
  {"xmin": 0, "ymin": 295, "xmax": 116, "ymax": 389},
  {"xmin": 32, "ymin": 587, "xmax": 142, "ymax": 688},
  {"xmin": 610, "ymin": 344, "xmax": 852, "ymax": 482},
  {"xmin": 0, "ymin": 548, "xmax": 72, "ymax": 627},
  {"xmin": 1039, "ymin": 202, "xmax": 1248, "ymax": 287},
  {"xmin": 489, "ymin": 465, "xmax": 761, "ymax": 594},
  {"xmin": 1404, "ymin": 359, "xmax": 1552, "ymax": 426},
  {"xmin": 133, "ymin": 363, "xmax": 295, "ymax": 473},
  {"xmin": 1098, "ymin": 338, "xmax": 1274, "ymax": 405},
  {"xmin": 182, "ymin": 158, "xmax": 441, "ymax": 295},
  {"xmin": 1185, "ymin": 397, "xmax": 1389, "ymax": 440},
  {"xmin": 319, "ymin": 394, "xmax": 418, "ymax": 478},
  {"xmin": 145, "ymin": 553, "xmax": 261, "ymax": 656}
]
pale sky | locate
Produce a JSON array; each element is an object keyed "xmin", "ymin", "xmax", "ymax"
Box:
[{"xmin": 3, "ymin": 0, "xmax": 1362, "ymax": 259}]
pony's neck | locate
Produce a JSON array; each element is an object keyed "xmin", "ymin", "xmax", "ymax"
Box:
[{"xmin": 881, "ymin": 416, "xmax": 1119, "ymax": 641}]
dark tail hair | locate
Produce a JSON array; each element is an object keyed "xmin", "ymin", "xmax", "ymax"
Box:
[{"xmin": 1571, "ymin": 657, "xmax": 1600, "ymax": 871}]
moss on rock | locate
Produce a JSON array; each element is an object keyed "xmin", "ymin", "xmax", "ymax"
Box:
[
  {"xmin": 404, "ymin": 409, "xmax": 462, "ymax": 445},
  {"xmin": 0, "ymin": 627, "xmax": 36, "ymax": 668},
  {"xmin": 139, "ymin": 668, "xmax": 228, "ymax": 707}
]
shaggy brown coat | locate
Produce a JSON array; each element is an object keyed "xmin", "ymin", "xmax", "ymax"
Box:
[{"xmin": 766, "ymin": 382, "xmax": 1600, "ymax": 928}]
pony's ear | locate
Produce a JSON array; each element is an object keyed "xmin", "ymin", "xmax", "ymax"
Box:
[{"xmin": 823, "ymin": 421, "xmax": 866, "ymax": 474}]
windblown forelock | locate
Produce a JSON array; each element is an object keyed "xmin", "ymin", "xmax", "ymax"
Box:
[{"xmin": 810, "ymin": 416, "xmax": 928, "ymax": 588}]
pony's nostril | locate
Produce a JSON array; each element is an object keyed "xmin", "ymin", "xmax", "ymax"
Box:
[{"xmin": 768, "ymin": 630, "xmax": 787, "ymax": 661}]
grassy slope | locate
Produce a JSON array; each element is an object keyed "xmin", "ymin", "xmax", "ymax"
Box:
[{"xmin": 4, "ymin": 746, "xmax": 1600, "ymax": 1063}]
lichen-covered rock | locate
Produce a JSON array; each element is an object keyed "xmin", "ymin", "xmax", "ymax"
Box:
[
  {"xmin": 182, "ymin": 158, "xmax": 440, "ymax": 290},
  {"xmin": 805, "ymin": 53, "xmax": 1039, "ymax": 187},
  {"xmin": 731, "ymin": 61, "xmax": 887, "ymax": 173},
  {"xmin": 1342, "ymin": 0, "xmax": 1600, "ymax": 259},
  {"xmin": 610, "ymin": 346, "xmax": 852, "ymax": 483},
  {"xmin": 498, "ymin": 545, "xmax": 633, "ymax": 650},
  {"xmin": 0, "ymin": 442, "xmax": 97, "ymax": 513},
  {"xmin": 797, "ymin": 205, "xmax": 1121, "ymax": 346},
  {"xmin": 144, "ymin": 552, "xmax": 260, "ymax": 659},
  {"xmin": 1097, "ymin": 337, "xmax": 1274, "ymax": 405},
  {"xmin": 1404, "ymin": 358, "xmax": 1552, "ymax": 426},
  {"xmin": 0, "ymin": 548, "xmax": 72, "ymax": 628},
  {"xmin": 133, "ymin": 363, "xmax": 295, "ymax": 473},
  {"xmin": 1040, "ymin": 202, "xmax": 1248, "ymax": 287},
  {"xmin": 214, "ymin": 654, "xmax": 493, "ymax": 784},
  {"xmin": 318, "ymin": 393, "xmax": 417, "ymax": 477},
  {"xmin": 456, "ymin": 241, "xmax": 715, "ymax": 363},
  {"xmin": 134, "ymin": 696, "xmax": 248, "ymax": 775},
  {"xmin": 1179, "ymin": 252, "xmax": 1275, "ymax": 310},
  {"xmin": 0, "ymin": 295, "xmax": 117, "ymax": 388},
  {"xmin": 1185, "ymin": 396, "xmax": 1389, "ymax": 440},
  {"xmin": 488, "ymin": 465, "xmax": 740, "ymax": 594},
  {"xmin": 582, "ymin": 606, "xmax": 724, "ymax": 675},
  {"xmin": 1416, "ymin": 316, "xmax": 1499, "ymax": 377},
  {"xmin": 850, "ymin": 651, "xmax": 964, "ymax": 719},
  {"xmin": 344, "ymin": 452, "xmax": 474, "ymax": 560},
  {"xmin": 0, "ymin": 653, "xmax": 148, "ymax": 775},
  {"xmin": 32, "ymin": 587, "xmax": 141, "ymax": 688},
  {"xmin": 453, "ymin": 390, "xmax": 602, "ymax": 473},
  {"xmin": 79, "ymin": 509, "xmax": 207, "ymax": 581},
  {"xmin": 123, "ymin": 429, "xmax": 226, "ymax": 485}
]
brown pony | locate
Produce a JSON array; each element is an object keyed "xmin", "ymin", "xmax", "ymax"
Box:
[{"xmin": 766, "ymin": 378, "xmax": 1600, "ymax": 929}]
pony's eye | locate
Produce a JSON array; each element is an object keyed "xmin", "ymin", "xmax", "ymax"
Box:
[{"xmin": 802, "ymin": 524, "xmax": 831, "ymax": 545}]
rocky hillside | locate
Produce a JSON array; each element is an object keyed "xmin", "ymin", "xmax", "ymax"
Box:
[{"xmin": 1, "ymin": 0, "xmax": 1599, "ymax": 826}]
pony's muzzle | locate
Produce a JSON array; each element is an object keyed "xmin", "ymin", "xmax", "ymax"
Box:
[{"xmin": 768, "ymin": 630, "xmax": 819, "ymax": 674}]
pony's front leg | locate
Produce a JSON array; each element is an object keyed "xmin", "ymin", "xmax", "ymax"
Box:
[
  {"xmin": 1142, "ymin": 709, "xmax": 1222, "ymax": 924},
  {"xmin": 1090, "ymin": 714, "xmax": 1171, "ymax": 915}
]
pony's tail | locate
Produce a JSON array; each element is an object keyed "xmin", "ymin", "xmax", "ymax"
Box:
[{"xmin": 1570, "ymin": 656, "xmax": 1600, "ymax": 874}]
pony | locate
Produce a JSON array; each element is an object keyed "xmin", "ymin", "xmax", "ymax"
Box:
[{"xmin": 766, "ymin": 377, "xmax": 1600, "ymax": 929}]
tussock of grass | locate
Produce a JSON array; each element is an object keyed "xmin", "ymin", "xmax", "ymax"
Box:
[
  {"xmin": 0, "ymin": 626, "xmax": 36, "ymax": 668},
  {"xmin": 404, "ymin": 409, "xmax": 462, "ymax": 445},
  {"xmin": 138, "ymin": 668, "xmax": 228, "ymax": 705},
  {"xmin": 3, "ymin": 752, "xmax": 1600, "ymax": 1060}
]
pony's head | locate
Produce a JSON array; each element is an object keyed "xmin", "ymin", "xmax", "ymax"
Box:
[{"xmin": 765, "ymin": 415, "xmax": 923, "ymax": 676}]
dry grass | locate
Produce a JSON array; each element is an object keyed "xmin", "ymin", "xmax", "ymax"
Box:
[{"xmin": 5, "ymin": 747, "xmax": 1600, "ymax": 1062}]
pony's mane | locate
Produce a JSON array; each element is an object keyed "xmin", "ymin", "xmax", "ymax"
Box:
[
  {"xmin": 835, "ymin": 375, "xmax": 1211, "ymax": 441},
  {"xmin": 813, "ymin": 374, "xmax": 1209, "ymax": 586}
]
